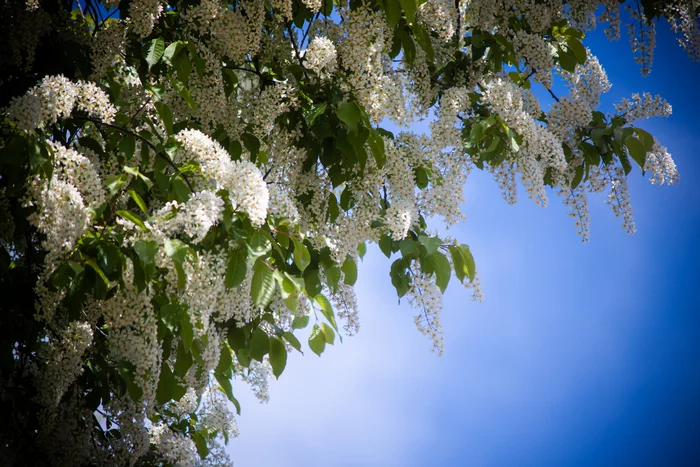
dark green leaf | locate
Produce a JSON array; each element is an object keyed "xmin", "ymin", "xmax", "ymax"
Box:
[
  {"xmin": 250, "ymin": 328, "xmax": 270, "ymax": 362},
  {"xmin": 269, "ymin": 337, "xmax": 287, "ymax": 378},
  {"xmin": 283, "ymin": 331, "xmax": 302, "ymax": 352},
  {"xmin": 144, "ymin": 38, "xmax": 165, "ymax": 69},
  {"xmin": 225, "ymin": 248, "xmax": 248, "ymax": 288},
  {"xmin": 433, "ymin": 251, "xmax": 451, "ymax": 292},
  {"xmin": 625, "ymin": 135, "xmax": 647, "ymax": 168},
  {"xmin": 341, "ymin": 257, "xmax": 358, "ymax": 286},
  {"xmin": 399, "ymin": 0, "xmax": 417, "ymax": 24}
]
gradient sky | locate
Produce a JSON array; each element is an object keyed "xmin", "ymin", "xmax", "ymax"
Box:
[{"xmin": 227, "ymin": 19, "xmax": 700, "ymax": 467}]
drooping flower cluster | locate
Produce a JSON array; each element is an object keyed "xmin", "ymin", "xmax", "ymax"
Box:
[
  {"xmin": 7, "ymin": 75, "xmax": 116, "ymax": 132},
  {"xmin": 304, "ymin": 36, "xmax": 338, "ymax": 77},
  {"xmin": 175, "ymin": 129, "xmax": 269, "ymax": 225}
]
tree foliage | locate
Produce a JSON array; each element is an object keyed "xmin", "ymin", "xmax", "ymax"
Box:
[{"xmin": 0, "ymin": 0, "xmax": 696, "ymax": 465}]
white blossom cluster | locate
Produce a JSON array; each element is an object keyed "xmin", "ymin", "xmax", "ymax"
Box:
[
  {"xmin": 338, "ymin": 6, "xmax": 404, "ymax": 122},
  {"xmin": 408, "ymin": 264, "xmax": 444, "ymax": 356},
  {"xmin": 304, "ymin": 36, "xmax": 338, "ymax": 78},
  {"xmin": 482, "ymin": 77, "xmax": 566, "ymax": 205},
  {"xmin": 614, "ymin": 92, "xmax": 672, "ymax": 123},
  {"xmin": 128, "ymin": 0, "xmax": 163, "ymax": 37},
  {"xmin": 153, "ymin": 190, "xmax": 225, "ymax": 242},
  {"xmin": 626, "ymin": 2, "xmax": 656, "ymax": 76},
  {"xmin": 604, "ymin": 164, "xmax": 636, "ymax": 234},
  {"xmin": 645, "ymin": 139, "xmax": 680, "ymax": 186},
  {"xmin": 6, "ymin": 75, "xmax": 116, "ymax": 132},
  {"xmin": 175, "ymin": 129, "xmax": 269, "ymax": 226},
  {"xmin": 25, "ymin": 142, "xmax": 105, "ymax": 268},
  {"xmin": 549, "ymin": 53, "xmax": 611, "ymax": 142},
  {"xmin": 268, "ymin": 184, "xmax": 300, "ymax": 223},
  {"xmin": 183, "ymin": 0, "xmax": 265, "ymax": 62},
  {"xmin": 151, "ymin": 423, "xmax": 199, "ymax": 467},
  {"xmin": 39, "ymin": 321, "xmax": 93, "ymax": 408},
  {"xmin": 665, "ymin": 2, "xmax": 700, "ymax": 62},
  {"xmin": 513, "ymin": 31, "xmax": 555, "ymax": 88}
]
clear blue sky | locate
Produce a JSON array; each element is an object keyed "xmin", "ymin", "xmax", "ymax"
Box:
[{"xmin": 228, "ymin": 20, "xmax": 700, "ymax": 467}]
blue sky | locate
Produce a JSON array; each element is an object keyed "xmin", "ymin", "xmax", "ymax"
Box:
[{"xmin": 227, "ymin": 20, "xmax": 700, "ymax": 467}]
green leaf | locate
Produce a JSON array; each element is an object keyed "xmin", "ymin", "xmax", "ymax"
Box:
[
  {"xmin": 337, "ymin": 101, "xmax": 361, "ymax": 133},
  {"xmin": 390, "ymin": 258, "xmax": 411, "ymax": 298},
  {"xmin": 321, "ymin": 323, "xmax": 335, "ymax": 345},
  {"xmin": 418, "ymin": 235, "xmax": 442, "ymax": 255},
  {"xmin": 292, "ymin": 315, "xmax": 309, "ymax": 329},
  {"xmin": 225, "ymin": 248, "xmax": 248, "ymax": 288},
  {"xmin": 134, "ymin": 240, "xmax": 159, "ymax": 266},
  {"xmin": 162, "ymin": 40, "xmax": 185, "ymax": 66},
  {"xmin": 448, "ymin": 245, "xmax": 466, "ymax": 282},
  {"xmin": 250, "ymin": 328, "xmax": 270, "ymax": 362},
  {"xmin": 314, "ymin": 294, "xmax": 338, "ymax": 331},
  {"xmin": 433, "ymin": 251, "xmax": 451, "ymax": 292},
  {"xmin": 302, "ymin": 102, "xmax": 327, "ymax": 126},
  {"xmin": 557, "ymin": 45, "xmax": 577, "ymax": 73},
  {"xmin": 567, "ymin": 37, "xmax": 587, "ymax": 64},
  {"xmin": 86, "ymin": 258, "xmax": 109, "ymax": 287},
  {"xmin": 304, "ymin": 268, "xmax": 322, "ymax": 297},
  {"xmin": 325, "ymin": 265, "xmax": 341, "ymax": 291},
  {"xmin": 633, "ymin": 127, "xmax": 655, "ymax": 152},
  {"xmin": 154, "ymin": 101, "xmax": 173, "ymax": 135},
  {"xmin": 400, "ymin": 239, "xmax": 419, "ymax": 257},
  {"xmin": 181, "ymin": 313, "xmax": 194, "ymax": 351},
  {"xmin": 193, "ymin": 432, "xmax": 209, "ymax": 460},
  {"xmin": 156, "ymin": 362, "xmax": 177, "ymax": 405},
  {"xmin": 116, "ymin": 210, "xmax": 148, "ymax": 231},
  {"xmin": 127, "ymin": 190, "xmax": 149, "ymax": 216},
  {"xmin": 292, "ymin": 237, "xmax": 311, "ymax": 272},
  {"xmin": 144, "ymin": 37, "xmax": 165, "ymax": 70},
  {"xmin": 400, "ymin": 28, "xmax": 416, "ymax": 64},
  {"xmin": 283, "ymin": 331, "xmax": 302, "ymax": 352},
  {"xmin": 118, "ymin": 361, "xmax": 143, "ymax": 402},
  {"xmin": 250, "ymin": 260, "xmax": 275, "ymax": 307},
  {"xmin": 399, "ymin": 0, "xmax": 417, "ymax": 24},
  {"xmin": 174, "ymin": 342, "xmax": 193, "ymax": 378},
  {"xmin": 215, "ymin": 373, "xmax": 241, "ymax": 414},
  {"xmin": 358, "ymin": 242, "xmax": 367, "ymax": 259},
  {"xmin": 625, "ymin": 135, "xmax": 647, "ymax": 168},
  {"xmin": 308, "ymin": 324, "xmax": 326, "ymax": 356},
  {"xmin": 247, "ymin": 231, "xmax": 271, "ymax": 259},
  {"xmin": 460, "ymin": 245, "xmax": 475, "ymax": 280},
  {"xmin": 164, "ymin": 238, "xmax": 191, "ymax": 263},
  {"xmin": 368, "ymin": 129, "xmax": 386, "ymax": 168},
  {"xmin": 379, "ymin": 235, "xmax": 393, "ymax": 258},
  {"xmin": 384, "ymin": 0, "xmax": 401, "ymax": 26},
  {"xmin": 341, "ymin": 257, "xmax": 358, "ymax": 286},
  {"xmin": 269, "ymin": 337, "xmax": 287, "ymax": 378},
  {"xmin": 412, "ymin": 25, "xmax": 434, "ymax": 61},
  {"xmin": 106, "ymin": 174, "xmax": 129, "ymax": 197}
]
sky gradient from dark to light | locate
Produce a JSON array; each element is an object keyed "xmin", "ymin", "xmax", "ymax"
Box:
[{"xmin": 228, "ymin": 19, "xmax": 700, "ymax": 467}]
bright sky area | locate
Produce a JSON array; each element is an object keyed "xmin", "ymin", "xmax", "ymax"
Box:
[{"xmin": 228, "ymin": 18, "xmax": 700, "ymax": 467}]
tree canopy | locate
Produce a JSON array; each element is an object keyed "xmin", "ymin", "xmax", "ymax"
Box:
[{"xmin": 0, "ymin": 0, "xmax": 697, "ymax": 465}]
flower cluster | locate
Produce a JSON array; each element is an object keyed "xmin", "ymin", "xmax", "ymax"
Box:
[
  {"xmin": 7, "ymin": 75, "xmax": 116, "ymax": 132},
  {"xmin": 304, "ymin": 36, "xmax": 338, "ymax": 77},
  {"xmin": 408, "ymin": 264, "xmax": 444, "ymax": 356},
  {"xmin": 175, "ymin": 129, "xmax": 269, "ymax": 225},
  {"xmin": 614, "ymin": 92, "xmax": 672, "ymax": 123}
]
